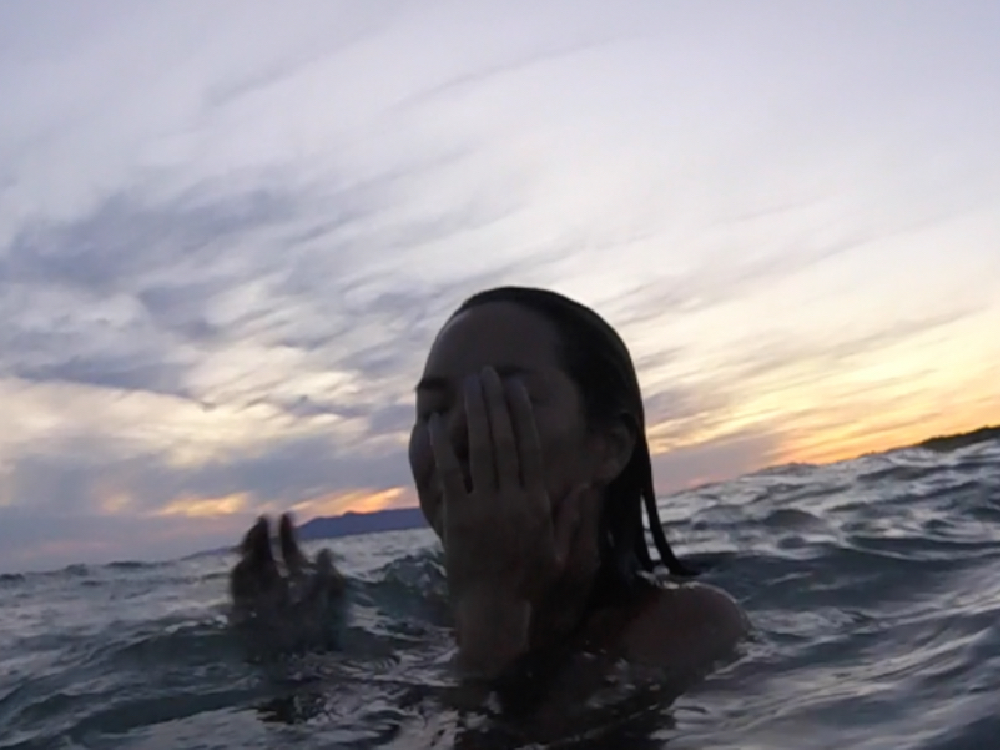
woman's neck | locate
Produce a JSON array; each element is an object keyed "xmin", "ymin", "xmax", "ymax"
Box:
[{"xmin": 528, "ymin": 572, "xmax": 600, "ymax": 653}]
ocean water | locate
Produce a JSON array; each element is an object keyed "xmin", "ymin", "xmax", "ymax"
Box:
[{"xmin": 2, "ymin": 439, "xmax": 998, "ymax": 749}]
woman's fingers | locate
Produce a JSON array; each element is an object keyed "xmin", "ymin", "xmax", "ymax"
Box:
[
  {"xmin": 245, "ymin": 516, "xmax": 275, "ymax": 566},
  {"xmin": 436, "ymin": 370, "xmax": 542, "ymax": 495},
  {"xmin": 315, "ymin": 549, "xmax": 346, "ymax": 596},
  {"xmin": 231, "ymin": 516, "xmax": 284, "ymax": 605},
  {"xmin": 279, "ymin": 513, "xmax": 309, "ymax": 576},
  {"xmin": 430, "ymin": 412, "xmax": 468, "ymax": 501},
  {"xmin": 481, "ymin": 367, "xmax": 519, "ymax": 488},
  {"xmin": 506, "ymin": 378, "xmax": 545, "ymax": 497},
  {"xmin": 464, "ymin": 373, "xmax": 495, "ymax": 490}
]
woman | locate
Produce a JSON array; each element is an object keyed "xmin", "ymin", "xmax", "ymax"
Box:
[{"xmin": 230, "ymin": 286, "xmax": 747, "ymax": 719}]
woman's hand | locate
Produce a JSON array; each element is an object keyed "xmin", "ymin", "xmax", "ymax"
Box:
[
  {"xmin": 429, "ymin": 367, "xmax": 583, "ymax": 679},
  {"xmin": 228, "ymin": 513, "xmax": 346, "ymax": 653}
]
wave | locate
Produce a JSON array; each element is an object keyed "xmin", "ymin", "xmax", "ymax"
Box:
[{"xmin": 0, "ymin": 438, "xmax": 998, "ymax": 748}]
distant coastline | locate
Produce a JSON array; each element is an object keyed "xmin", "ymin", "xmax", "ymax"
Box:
[
  {"xmin": 186, "ymin": 507, "xmax": 428, "ymax": 558},
  {"xmin": 200, "ymin": 424, "xmax": 999, "ymax": 554},
  {"xmin": 912, "ymin": 424, "xmax": 999, "ymax": 453},
  {"xmin": 295, "ymin": 506, "xmax": 427, "ymax": 541}
]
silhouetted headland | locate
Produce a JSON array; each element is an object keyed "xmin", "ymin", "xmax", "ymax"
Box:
[
  {"xmin": 913, "ymin": 424, "xmax": 999, "ymax": 452},
  {"xmin": 188, "ymin": 507, "xmax": 428, "ymax": 559},
  {"xmin": 295, "ymin": 507, "xmax": 426, "ymax": 541}
]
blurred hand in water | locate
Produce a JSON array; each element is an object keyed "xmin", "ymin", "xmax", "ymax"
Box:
[{"xmin": 229, "ymin": 512, "xmax": 346, "ymax": 654}]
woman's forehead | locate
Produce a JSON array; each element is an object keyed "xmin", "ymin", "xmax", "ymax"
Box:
[{"xmin": 422, "ymin": 302, "xmax": 562, "ymax": 379}]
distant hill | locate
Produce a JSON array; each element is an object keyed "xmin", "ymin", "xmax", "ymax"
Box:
[
  {"xmin": 296, "ymin": 506, "xmax": 427, "ymax": 542},
  {"xmin": 913, "ymin": 424, "xmax": 1000, "ymax": 453},
  {"xmin": 199, "ymin": 424, "xmax": 997, "ymax": 558},
  {"xmin": 189, "ymin": 507, "xmax": 428, "ymax": 559}
]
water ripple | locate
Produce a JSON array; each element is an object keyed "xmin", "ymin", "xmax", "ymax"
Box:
[{"xmin": 0, "ymin": 438, "xmax": 997, "ymax": 748}]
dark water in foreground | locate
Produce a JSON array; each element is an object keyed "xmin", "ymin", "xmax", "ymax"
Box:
[{"xmin": 2, "ymin": 439, "xmax": 998, "ymax": 749}]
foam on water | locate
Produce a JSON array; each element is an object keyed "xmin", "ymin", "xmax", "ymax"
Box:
[{"xmin": 1, "ymin": 439, "xmax": 998, "ymax": 749}]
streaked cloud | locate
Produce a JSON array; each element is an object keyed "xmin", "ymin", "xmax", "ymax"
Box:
[{"xmin": 1, "ymin": 1, "xmax": 998, "ymax": 571}]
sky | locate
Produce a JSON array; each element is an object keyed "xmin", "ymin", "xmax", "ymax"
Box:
[{"xmin": 1, "ymin": 1, "xmax": 998, "ymax": 572}]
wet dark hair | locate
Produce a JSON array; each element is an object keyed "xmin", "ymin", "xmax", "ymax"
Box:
[{"xmin": 454, "ymin": 286, "xmax": 697, "ymax": 602}]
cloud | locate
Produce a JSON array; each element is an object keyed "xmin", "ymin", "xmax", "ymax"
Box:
[
  {"xmin": 6, "ymin": 426, "xmax": 411, "ymax": 515},
  {"xmin": 1, "ymin": 2, "xmax": 999, "ymax": 571},
  {"xmin": 651, "ymin": 427, "xmax": 784, "ymax": 497},
  {"xmin": 1, "ymin": 163, "xmax": 996, "ymax": 571},
  {"xmin": 712, "ymin": 306, "xmax": 985, "ymax": 394},
  {"xmin": 0, "ymin": 505, "xmax": 248, "ymax": 570}
]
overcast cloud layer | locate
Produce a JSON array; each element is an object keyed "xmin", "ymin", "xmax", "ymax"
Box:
[{"xmin": 1, "ymin": 1, "xmax": 999, "ymax": 572}]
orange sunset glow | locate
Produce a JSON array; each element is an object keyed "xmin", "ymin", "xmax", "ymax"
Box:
[{"xmin": 291, "ymin": 488, "xmax": 413, "ymax": 519}]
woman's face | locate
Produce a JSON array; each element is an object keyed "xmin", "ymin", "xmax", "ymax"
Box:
[{"xmin": 408, "ymin": 302, "xmax": 604, "ymax": 541}]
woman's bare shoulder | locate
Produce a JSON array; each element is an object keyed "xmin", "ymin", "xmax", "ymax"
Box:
[{"xmin": 618, "ymin": 581, "xmax": 748, "ymax": 676}]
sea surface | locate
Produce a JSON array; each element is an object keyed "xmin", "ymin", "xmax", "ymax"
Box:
[{"xmin": 2, "ymin": 439, "xmax": 998, "ymax": 749}]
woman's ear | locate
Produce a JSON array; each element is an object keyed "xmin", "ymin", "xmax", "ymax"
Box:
[{"xmin": 592, "ymin": 412, "xmax": 637, "ymax": 485}]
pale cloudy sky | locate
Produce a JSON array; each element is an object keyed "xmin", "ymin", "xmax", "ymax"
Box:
[{"xmin": 1, "ymin": 1, "xmax": 998, "ymax": 572}]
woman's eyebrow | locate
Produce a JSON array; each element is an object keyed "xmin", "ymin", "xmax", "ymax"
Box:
[
  {"xmin": 495, "ymin": 365, "xmax": 531, "ymax": 379},
  {"xmin": 415, "ymin": 375, "xmax": 449, "ymax": 393},
  {"xmin": 415, "ymin": 366, "xmax": 532, "ymax": 393}
]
